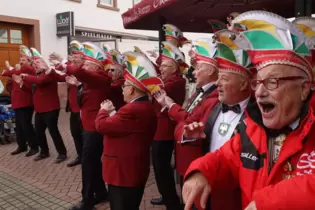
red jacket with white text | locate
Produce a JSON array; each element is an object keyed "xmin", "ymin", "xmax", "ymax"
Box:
[{"xmin": 185, "ymin": 103, "xmax": 315, "ymax": 210}]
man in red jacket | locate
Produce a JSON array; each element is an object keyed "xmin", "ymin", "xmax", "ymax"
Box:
[
  {"xmin": 183, "ymin": 11, "xmax": 315, "ymax": 210},
  {"xmin": 151, "ymin": 41, "xmax": 187, "ymax": 210},
  {"xmin": 106, "ymin": 49, "xmax": 125, "ymax": 110},
  {"xmin": 2, "ymin": 45, "xmax": 38, "ymax": 157},
  {"xmin": 48, "ymin": 40, "xmax": 85, "ymax": 167},
  {"xmin": 19, "ymin": 48, "xmax": 67, "ymax": 163},
  {"xmin": 95, "ymin": 51, "xmax": 161, "ymax": 210},
  {"xmin": 154, "ymin": 38, "xmax": 219, "ymax": 197},
  {"xmin": 179, "ymin": 30, "xmax": 253, "ymax": 210},
  {"xmin": 67, "ymin": 42, "xmax": 110, "ymax": 210}
]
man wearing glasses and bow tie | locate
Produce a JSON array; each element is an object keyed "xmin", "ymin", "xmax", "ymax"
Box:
[{"xmin": 180, "ymin": 29, "xmax": 255, "ymax": 210}]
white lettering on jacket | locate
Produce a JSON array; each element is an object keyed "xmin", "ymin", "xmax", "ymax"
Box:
[
  {"xmin": 241, "ymin": 152, "xmax": 258, "ymax": 161},
  {"xmin": 296, "ymin": 151, "xmax": 315, "ymax": 170}
]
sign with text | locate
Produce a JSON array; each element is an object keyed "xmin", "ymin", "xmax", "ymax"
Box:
[
  {"xmin": 56, "ymin": 12, "xmax": 75, "ymax": 37},
  {"xmin": 75, "ymin": 30, "xmax": 116, "ymax": 40}
]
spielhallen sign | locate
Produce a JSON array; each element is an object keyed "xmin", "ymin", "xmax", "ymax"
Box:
[{"xmin": 56, "ymin": 12, "xmax": 75, "ymax": 37}]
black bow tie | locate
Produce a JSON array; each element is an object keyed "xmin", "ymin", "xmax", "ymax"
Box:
[
  {"xmin": 222, "ymin": 103, "xmax": 241, "ymax": 114},
  {"xmin": 196, "ymin": 87, "xmax": 204, "ymax": 94}
]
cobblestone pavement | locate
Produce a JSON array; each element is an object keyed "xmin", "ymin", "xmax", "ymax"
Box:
[{"xmin": 0, "ymin": 100, "xmax": 167, "ymax": 210}]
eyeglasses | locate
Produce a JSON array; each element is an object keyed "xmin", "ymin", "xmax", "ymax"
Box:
[
  {"xmin": 121, "ymin": 84, "xmax": 133, "ymax": 89},
  {"xmin": 250, "ymin": 76, "xmax": 306, "ymax": 91},
  {"xmin": 108, "ymin": 69, "xmax": 115, "ymax": 72}
]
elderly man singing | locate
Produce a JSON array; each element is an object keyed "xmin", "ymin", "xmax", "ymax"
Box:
[{"xmin": 182, "ymin": 11, "xmax": 315, "ymax": 210}]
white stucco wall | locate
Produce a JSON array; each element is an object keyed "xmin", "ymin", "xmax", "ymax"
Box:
[{"xmin": 0, "ymin": 0, "xmax": 215, "ymax": 62}]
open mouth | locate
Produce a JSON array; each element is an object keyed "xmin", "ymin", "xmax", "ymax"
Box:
[{"xmin": 259, "ymin": 102, "xmax": 275, "ymax": 113}]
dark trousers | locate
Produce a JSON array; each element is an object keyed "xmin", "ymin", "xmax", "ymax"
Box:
[
  {"xmin": 69, "ymin": 112, "xmax": 83, "ymax": 159},
  {"xmin": 35, "ymin": 109, "xmax": 67, "ymax": 155},
  {"xmin": 81, "ymin": 131, "xmax": 107, "ymax": 205},
  {"xmin": 108, "ymin": 184, "xmax": 144, "ymax": 210},
  {"xmin": 14, "ymin": 107, "xmax": 37, "ymax": 149},
  {"xmin": 152, "ymin": 140, "xmax": 181, "ymax": 210}
]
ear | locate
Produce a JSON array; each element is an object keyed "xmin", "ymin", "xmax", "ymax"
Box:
[
  {"xmin": 301, "ymin": 80, "xmax": 311, "ymax": 101},
  {"xmin": 240, "ymin": 79, "xmax": 249, "ymax": 91}
]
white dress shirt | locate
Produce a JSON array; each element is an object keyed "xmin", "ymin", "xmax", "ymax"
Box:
[{"xmin": 209, "ymin": 97, "xmax": 250, "ymax": 152}]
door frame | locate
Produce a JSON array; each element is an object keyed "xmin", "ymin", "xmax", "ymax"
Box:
[{"xmin": 0, "ymin": 15, "xmax": 40, "ymax": 51}]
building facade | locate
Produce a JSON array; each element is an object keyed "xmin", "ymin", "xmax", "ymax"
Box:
[{"xmin": 0, "ymin": 0, "xmax": 160, "ymax": 70}]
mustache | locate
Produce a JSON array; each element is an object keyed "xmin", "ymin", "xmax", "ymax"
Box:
[{"xmin": 256, "ymin": 98, "xmax": 276, "ymax": 104}]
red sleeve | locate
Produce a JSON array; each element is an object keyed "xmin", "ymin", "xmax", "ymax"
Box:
[
  {"xmin": 48, "ymin": 70, "xmax": 66, "ymax": 82},
  {"xmin": 20, "ymin": 65, "xmax": 36, "ymax": 75},
  {"xmin": 184, "ymin": 134, "xmax": 241, "ymax": 192},
  {"xmin": 66, "ymin": 65, "xmax": 111, "ymax": 87},
  {"xmin": 2, "ymin": 69, "xmax": 20, "ymax": 77},
  {"xmin": 95, "ymin": 106, "xmax": 141, "ymax": 137},
  {"xmin": 23, "ymin": 74, "xmax": 55, "ymax": 85},
  {"xmin": 253, "ymin": 175, "xmax": 315, "ymax": 210},
  {"xmin": 168, "ymin": 104, "xmax": 188, "ymax": 123},
  {"xmin": 174, "ymin": 101, "xmax": 215, "ymax": 143}
]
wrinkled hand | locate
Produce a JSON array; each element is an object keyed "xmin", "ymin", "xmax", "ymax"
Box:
[
  {"xmin": 100, "ymin": 100, "xmax": 115, "ymax": 112},
  {"xmin": 65, "ymin": 75, "xmax": 80, "ymax": 86},
  {"xmin": 153, "ymin": 90, "xmax": 174, "ymax": 108},
  {"xmin": 20, "ymin": 73, "xmax": 28, "ymax": 79},
  {"xmin": 183, "ymin": 172, "xmax": 212, "ymax": 210},
  {"xmin": 245, "ymin": 201, "xmax": 257, "ymax": 210},
  {"xmin": 12, "ymin": 74, "xmax": 22, "ymax": 84},
  {"xmin": 146, "ymin": 50, "xmax": 158, "ymax": 58},
  {"xmin": 49, "ymin": 52, "xmax": 63, "ymax": 62},
  {"xmin": 5, "ymin": 61, "xmax": 12, "ymax": 70},
  {"xmin": 183, "ymin": 122, "xmax": 206, "ymax": 139}
]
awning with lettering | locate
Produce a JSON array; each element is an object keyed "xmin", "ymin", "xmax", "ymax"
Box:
[{"xmin": 122, "ymin": 0, "xmax": 314, "ymax": 33}]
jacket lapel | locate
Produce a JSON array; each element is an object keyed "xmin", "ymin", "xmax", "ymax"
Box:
[{"xmin": 202, "ymin": 102, "xmax": 222, "ymax": 155}]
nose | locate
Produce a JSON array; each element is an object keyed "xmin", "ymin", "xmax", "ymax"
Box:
[
  {"xmin": 255, "ymin": 82, "xmax": 268, "ymax": 98},
  {"xmin": 215, "ymin": 78, "xmax": 221, "ymax": 86}
]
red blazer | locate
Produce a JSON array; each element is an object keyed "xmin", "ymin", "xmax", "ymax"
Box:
[
  {"xmin": 308, "ymin": 91, "xmax": 315, "ymax": 110},
  {"xmin": 67, "ymin": 65, "xmax": 111, "ymax": 131},
  {"xmin": 95, "ymin": 97, "xmax": 157, "ymax": 187},
  {"xmin": 109, "ymin": 78, "xmax": 125, "ymax": 111},
  {"xmin": 48, "ymin": 70, "xmax": 80, "ymax": 113},
  {"xmin": 153, "ymin": 74, "xmax": 186, "ymax": 140},
  {"xmin": 173, "ymin": 89, "xmax": 219, "ymax": 176},
  {"xmin": 23, "ymin": 71, "xmax": 60, "ymax": 113},
  {"xmin": 2, "ymin": 65, "xmax": 35, "ymax": 110}
]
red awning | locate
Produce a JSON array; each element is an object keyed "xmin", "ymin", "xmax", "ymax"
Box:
[{"xmin": 122, "ymin": 0, "xmax": 315, "ymax": 33}]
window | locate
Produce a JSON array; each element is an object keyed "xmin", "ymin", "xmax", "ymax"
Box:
[
  {"xmin": 0, "ymin": 29, "xmax": 8, "ymax": 43},
  {"xmin": 98, "ymin": 0, "xmax": 119, "ymax": 11},
  {"xmin": 133, "ymin": 0, "xmax": 142, "ymax": 5},
  {"xmin": 10, "ymin": 30, "xmax": 22, "ymax": 44}
]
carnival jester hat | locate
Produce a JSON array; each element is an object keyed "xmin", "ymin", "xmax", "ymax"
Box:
[
  {"xmin": 207, "ymin": 20, "xmax": 227, "ymax": 33},
  {"xmin": 20, "ymin": 45, "xmax": 32, "ymax": 59},
  {"xmin": 70, "ymin": 40, "xmax": 84, "ymax": 55},
  {"xmin": 232, "ymin": 10, "xmax": 313, "ymax": 80},
  {"xmin": 82, "ymin": 42, "xmax": 108, "ymax": 68},
  {"xmin": 192, "ymin": 38, "xmax": 218, "ymax": 68},
  {"xmin": 161, "ymin": 41, "xmax": 189, "ymax": 73},
  {"xmin": 293, "ymin": 17, "xmax": 315, "ymax": 76},
  {"xmin": 102, "ymin": 44, "xmax": 112, "ymax": 54},
  {"xmin": 163, "ymin": 24, "xmax": 189, "ymax": 47},
  {"xmin": 123, "ymin": 51, "xmax": 163, "ymax": 94},
  {"xmin": 213, "ymin": 29, "xmax": 254, "ymax": 78},
  {"xmin": 30, "ymin": 48, "xmax": 43, "ymax": 60},
  {"xmin": 108, "ymin": 49, "xmax": 124, "ymax": 67},
  {"xmin": 227, "ymin": 12, "xmax": 247, "ymax": 32}
]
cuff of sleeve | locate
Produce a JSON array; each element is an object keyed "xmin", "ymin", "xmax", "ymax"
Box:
[
  {"xmin": 181, "ymin": 135, "xmax": 197, "ymax": 144},
  {"xmin": 168, "ymin": 103, "xmax": 176, "ymax": 111},
  {"xmin": 109, "ymin": 110, "xmax": 116, "ymax": 116}
]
